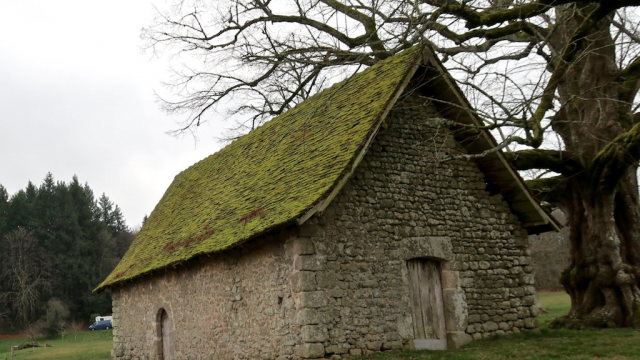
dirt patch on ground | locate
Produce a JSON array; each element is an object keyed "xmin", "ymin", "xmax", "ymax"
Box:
[{"xmin": 0, "ymin": 333, "xmax": 25, "ymax": 340}]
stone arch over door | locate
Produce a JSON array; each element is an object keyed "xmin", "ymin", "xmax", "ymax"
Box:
[
  {"xmin": 156, "ymin": 308, "xmax": 174, "ymax": 360},
  {"xmin": 406, "ymin": 258, "xmax": 447, "ymax": 350}
]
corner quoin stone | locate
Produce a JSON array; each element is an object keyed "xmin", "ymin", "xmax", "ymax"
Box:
[
  {"xmin": 294, "ymin": 255, "xmax": 324, "ymax": 271},
  {"xmin": 293, "ymin": 238, "xmax": 316, "ymax": 255},
  {"xmin": 302, "ymin": 325, "xmax": 329, "ymax": 343},
  {"xmin": 299, "ymin": 291, "xmax": 328, "ymax": 308},
  {"xmin": 291, "ymin": 271, "xmax": 317, "ymax": 292},
  {"xmin": 299, "ymin": 343, "xmax": 325, "ymax": 359},
  {"xmin": 447, "ymin": 332, "xmax": 473, "ymax": 350}
]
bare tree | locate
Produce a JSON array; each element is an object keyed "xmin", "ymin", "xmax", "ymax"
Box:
[
  {"xmin": 145, "ymin": 0, "xmax": 640, "ymax": 327},
  {"xmin": 42, "ymin": 298, "xmax": 69, "ymax": 339},
  {"xmin": 69, "ymin": 320, "xmax": 85, "ymax": 341},
  {"xmin": 0, "ymin": 228, "xmax": 51, "ymax": 327}
]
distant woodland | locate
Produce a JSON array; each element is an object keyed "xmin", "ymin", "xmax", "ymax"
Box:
[
  {"xmin": 0, "ymin": 173, "xmax": 134, "ymax": 332},
  {"xmin": 529, "ymin": 210, "xmax": 570, "ymax": 292}
]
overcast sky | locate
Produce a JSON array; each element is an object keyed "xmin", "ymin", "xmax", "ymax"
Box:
[{"xmin": 0, "ymin": 1, "xmax": 225, "ymax": 228}]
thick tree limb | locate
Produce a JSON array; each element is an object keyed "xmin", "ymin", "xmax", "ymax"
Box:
[
  {"xmin": 590, "ymin": 120, "xmax": 640, "ymax": 193},
  {"xmin": 528, "ymin": 4, "xmax": 611, "ymax": 147},
  {"xmin": 618, "ymin": 55, "xmax": 640, "ymax": 104},
  {"xmin": 525, "ymin": 175, "xmax": 568, "ymax": 205},
  {"xmin": 422, "ymin": 0, "xmax": 640, "ymax": 29},
  {"xmin": 504, "ymin": 149, "xmax": 582, "ymax": 175}
]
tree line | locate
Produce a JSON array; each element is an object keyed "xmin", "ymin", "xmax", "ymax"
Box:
[{"xmin": 0, "ymin": 173, "xmax": 134, "ymax": 331}]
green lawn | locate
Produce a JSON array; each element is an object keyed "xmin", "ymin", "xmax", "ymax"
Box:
[
  {"xmin": 2, "ymin": 293, "xmax": 639, "ymax": 360},
  {"xmin": 0, "ymin": 330, "xmax": 112, "ymax": 360},
  {"xmin": 537, "ymin": 292, "xmax": 572, "ymax": 326},
  {"xmin": 368, "ymin": 292, "xmax": 640, "ymax": 360}
]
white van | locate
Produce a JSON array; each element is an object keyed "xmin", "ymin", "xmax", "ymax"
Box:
[{"xmin": 95, "ymin": 315, "xmax": 113, "ymax": 322}]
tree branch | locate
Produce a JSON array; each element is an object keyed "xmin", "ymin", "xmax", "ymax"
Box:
[
  {"xmin": 504, "ymin": 149, "xmax": 583, "ymax": 175},
  {"xmin": 525, "ymin": 175, "xmax": 568, "ymax": 205},
  {"xmin": 590, "ymin": 120, "xmax": 640, "ymax": 193},
  {"xmin": 618, "ymin": 54, "xmax": 640, "ymax": 104}
]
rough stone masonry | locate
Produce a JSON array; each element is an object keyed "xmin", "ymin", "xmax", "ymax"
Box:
[{"xmin": 111, "ymin": 90, "xmax": 538, "ymax": 360}]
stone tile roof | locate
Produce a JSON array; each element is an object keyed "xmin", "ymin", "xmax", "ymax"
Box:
[{"xmin": 96, "ymin": 46, "xmax": 423, "ymax": 291}]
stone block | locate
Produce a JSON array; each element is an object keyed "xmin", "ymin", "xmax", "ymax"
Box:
[
  {"xmin": 515, "ymin": 236, "xmax": 528, "ymax": 248},
  {"xmin": 296, "ymin": 308, "xmax": 328, "ymax": 325},
  {"xmin": 482, "ymin": 321, "xmax": 499, "ymax": 331},
  {"xmin": 294, "ymin": 255, "xmax": 324, "ymax": 271},
  {"xmin": 446, "ymin": 331, "xmax": 473, "ymax": 350},
  {"xmin": 441, "ymin": 270, "xmax": 461, "ymax": 289},
  {"xmin": 514, "ymin": 320, "xmax": 524, "ymax": 327},
  {"xmin": 299, "ymin": 291, "xmax": 328, "ymax": 308},
  {"xmin": 349, "ymin": 349, "xmax": 362, "ymax": 356},
  {"xmin": 366, "ymin": 341, "xmax": 382, "ymax": 350},
  {"xmin": 302, "ymin": 325, "xmax": 328, "ymax": 342},
  {"xmin": 399, "ymin": 236, "xmax": 453, "ymax": 261},
  {"xmin": 382, "ymin": 341, "xmax": 403, "ymax": 350},
  {"xmin": 523, "ymin": 318, "xmax": 538, "ymax": 329},
  {"xmin": 293, "ymin": 238, "xmax": 316, "ymax": 255},
  {"xmin": 291, "ymin": 271, "xmax": 317, "ymax": 292},
  {"xmin": 443, "ymin": 288, "xmax": 468, "ymax": 332},
  {"xmin": 327, "ymin": 289, "xmax": 345, "ymax": 298},
  {"xmin": 503, "ymin": 313, "xmax": 518, "ymax": 321},
  {"xmin": 325, "ymin": 345, "xmax": 348, "ymax": 355},
  {"xmin": 316, "ymin": 272, "xmax": 339, "ymax": 289},
  {"xmin": 298, "ymin": 343, "xmax": 325, "ymax": 359}
]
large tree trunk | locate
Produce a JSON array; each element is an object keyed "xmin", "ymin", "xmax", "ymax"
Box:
[
  {"xmin": 555, "ymin": 172, "xmax": 640, "ymax": 328},
  {"xmin": 549, "ymin": 4, "xmax": 640, "ymax": 328}
]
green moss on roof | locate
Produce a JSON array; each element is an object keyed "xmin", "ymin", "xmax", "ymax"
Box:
[{"xmin": 97, "ymin": 46, "xmax": 422, "ymax": 291}]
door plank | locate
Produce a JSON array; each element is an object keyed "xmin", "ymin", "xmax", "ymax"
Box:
[
  {"xmin": 431, "ymin": 262, "xmax": 447, "ymax": 339},
  {"xmin": 418, "ymin": 261, "xmax": 436, "ymax": 339},
  {"xmin": 407, "ymin": 260, "xmax": 426, "ymax": 339}
]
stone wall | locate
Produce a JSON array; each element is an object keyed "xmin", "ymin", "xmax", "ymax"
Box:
[
  {"xmin": 291, "ymin": 90, "xmax": 538, "ymax": 358},
  {"xmin": 111, "ymin": 231, "xmax": 299, "ymax": 360}
]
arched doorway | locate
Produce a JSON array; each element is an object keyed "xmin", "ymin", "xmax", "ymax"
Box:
[{"xmin": 156, "ymin": 308, "xmax": 173, "ymax": 360}]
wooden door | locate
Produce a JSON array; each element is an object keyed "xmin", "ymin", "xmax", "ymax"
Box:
[
  {"xmin": 407, "ymin": 259, "xmax": 446, "ymax": 349},
  {"xmin": 160, "ymin": 310, "xmax": 172, "ymax": 360}
]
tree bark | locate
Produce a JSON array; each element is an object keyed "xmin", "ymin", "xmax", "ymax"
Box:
[
  {"xmin": 554, "ymin": 172, "xmax": 640, "ymax": 328},
  {"xmin": 548, "ymin": 4, "xmax": 640, "ymax": 328}
]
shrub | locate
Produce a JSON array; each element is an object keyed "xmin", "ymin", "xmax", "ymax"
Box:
[{"xmin": 41, "ymin": 298, "xmax": 70, "ymax": 338}]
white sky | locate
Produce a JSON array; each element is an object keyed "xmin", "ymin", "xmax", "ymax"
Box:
[{"xmin": 0, "ymin": 1, "xmax": 224, "ymax": 228}]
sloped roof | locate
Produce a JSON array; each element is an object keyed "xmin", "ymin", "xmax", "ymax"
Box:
[
  {"xmin": 96, "ymin": 46, "xmax": 423, "ymax": 291},
  {"xmin": 97, "ymin": 45, "xmax": 558, "ymax": 291}
]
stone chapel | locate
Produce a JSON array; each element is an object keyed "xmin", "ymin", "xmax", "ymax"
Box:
[{"xmin": 97, "ymin": 45, "xmax": 558, "ymax": 360}]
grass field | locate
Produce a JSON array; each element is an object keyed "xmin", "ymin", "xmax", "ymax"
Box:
[
  {"xmin": 0, "ymin": 330, "xmax": 112, "ymax": 360},
  {"xmin": 2, "ymin": 292, "xmax": 639, "ymax": 359},
  {"xmin": 369, "ymin": 292, "xmax": 640, "ymax": 359}
]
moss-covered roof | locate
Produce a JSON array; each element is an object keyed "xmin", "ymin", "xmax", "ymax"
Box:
[{"xmin": 96, "ymin": 46, "xmax": 422, "ymax": 291}]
